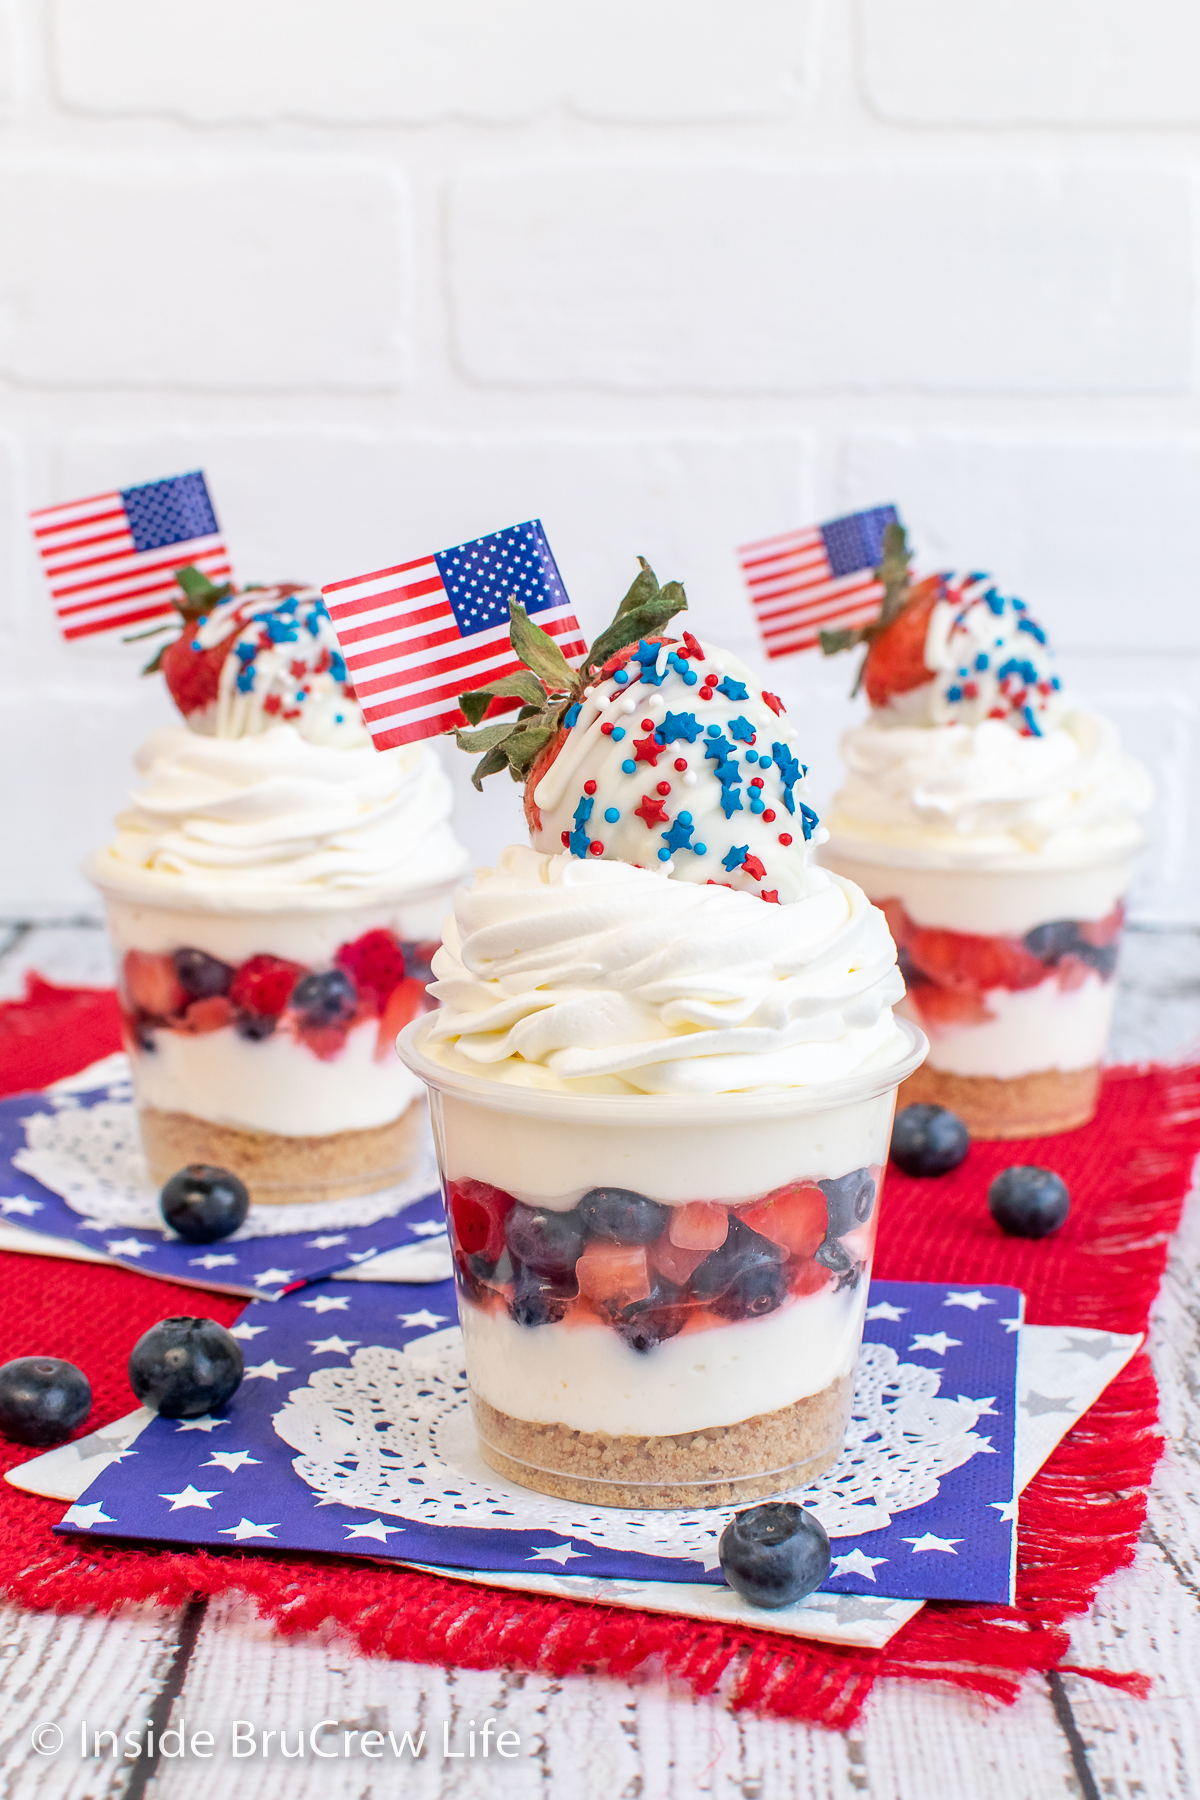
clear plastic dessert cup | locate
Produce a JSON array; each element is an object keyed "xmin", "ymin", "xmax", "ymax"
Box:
[
  {"xmin": 91, "ymin": 876, "xmax": 457, "ymax": 1204},
  {"xmin": 398, "ymin": 1016, "xmax": 927, "ymax": 1510},
  {"xmin": 822, "ymin": 844, "xmax": 1140, "ymax": 1140}
]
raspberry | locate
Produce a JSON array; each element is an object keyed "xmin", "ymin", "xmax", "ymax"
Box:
[
  {"xmin": 335, "ymin": 929, "xmax": 406, "ymax": 1011},
  {"xmin": 228, "ymin": 954, "xmax": 305, "ymax": 1019},
  {"xmin": 446, "ymin": 1178, "xmax": 515, "ymax": 1262}
]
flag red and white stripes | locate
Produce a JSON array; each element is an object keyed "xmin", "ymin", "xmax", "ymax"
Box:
[
  {"xmin": 31, "ymin": 471, "xmax": 231, "ymax": 645},
  {"xmin": 739, "ymin": 505, "xmax": 899, "ymax": 660}
]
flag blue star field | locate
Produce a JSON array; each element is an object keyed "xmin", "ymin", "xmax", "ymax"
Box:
[
  {"xmin": 57, "ymin": 1278, "xmax": 1022, "ymax": 1603},
  {"xmin": 739, "ymin": 503, "xmax": 899, "ymax": 659},
  {"xmin": 0, "ymin": 1079, "xmax": 446, "ymax": 1300},
  {"xmin": 31, "ymin": 470, "xmax": 232, "ymax": 646},
  {"xmin": 321, "ymin": 520, "xmax": 586, "ymax": 750}
]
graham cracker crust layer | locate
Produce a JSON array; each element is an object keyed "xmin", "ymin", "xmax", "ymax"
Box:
[
  {"xmin": 899, "ymin": 1062, "xmax": 1100, "ymax": 1141},
  {"xmin": 470, "ymin": 1369, "xmax": 856, "ymax": 1509},
  {"xmin": 138, "ymin": 1101, "xmax": 424, "ymax": 1204}
]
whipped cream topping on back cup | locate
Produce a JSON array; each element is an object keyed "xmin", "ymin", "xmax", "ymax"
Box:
[
  {"xmin": 824, "ymin": 571, "xmax": 1151, "ymax": 873},
  {"xmin": 90, "ymin": 723, "xmax": 466, "ymax": 915},
  {"xmin": 426, "ymin": 843, "xmax": 906, "ymax": 1095}
]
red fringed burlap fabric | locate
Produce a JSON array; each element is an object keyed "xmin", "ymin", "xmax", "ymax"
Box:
[{"xmin": 0, "ymin": 977, "xmax": 1193, "ymax": 1727}]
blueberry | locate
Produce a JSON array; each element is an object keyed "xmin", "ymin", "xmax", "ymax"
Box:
[
  {"xmin": 718, "ymin": 1501, "xmax": 831, "ymax": 1609},
  {"xmin": 890, "ymin": 1104, "xmax": 970, "ymax": 1177},
  {"xmin": 578, "ymin": 1187, "xmax": 668, "ymax": 1245},
  {"xmin": 817, "ymin": 1168, "xmax": 877, "ymax": 1236},
  {"xmin": 0, "ymin": 1357, "xmax": 91, "ymax": 1446},
  {"xmin": 1074, "ymin": 940, "xmax": 1118, "ymax": 979},
  {"xmin": 1024, "ymin": 920, "xmax": 1080, "ymax": 962},
  {"xmin": 234, "ymin": 1011, "xmax": 277, "ymax": 1041},
  {"xmin": 988, "ymin": 1166, "xmax": 1070, "ymax": 1239},
  {"xmin": 505, "ymin": 1203, "xmax": 586, "ymax": 1278},
  {"xmin": 173, "ymin": 947, "xmax": 234, "ymax": 999},
  {"xmin": 608, "ymin": 1278, "xmax": 689, "ymax": 1353},
  {"xmin": 128, "ymin": 1317, "xmax": 244, "ymax": 1418},
  {"xmin": 160, "ymin": 1164, "xmax": 250, "ymax": 1244},
  {"xmin": 692, "ymin": 1216, "xmax": 786, "ymax": 1320},
  {"xmin": 508, "ymin": 1266, "xmax": 577, "ymax": 1328},
  {"xmin": 462, "ymin": 1246, "xmax": 516, "ymax": 1298},
  {"xmin": 291, "ymin": 967, "xmax": 357, "ymax": 1026}
]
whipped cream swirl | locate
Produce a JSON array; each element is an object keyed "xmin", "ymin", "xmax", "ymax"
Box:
[
  {"xmin": 90, "ymin": 724, "xmax": 469, "ymax": 910},
  {"xmin": 826, "ymin": 707, "xmax": 1151, "ymax": 869},
  {"xmin": 425, "ymin": 845, "xmax": 907, "ymax": 1095}
]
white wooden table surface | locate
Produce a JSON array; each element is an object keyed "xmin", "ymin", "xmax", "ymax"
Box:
[{"xmin": 0, "ymin": 921, "xmax": 1197, "ymax": 1800}]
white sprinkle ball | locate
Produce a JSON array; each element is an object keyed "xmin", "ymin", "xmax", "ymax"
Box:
[{"xmin": 682, "ymin": 771, "xmax": 698, "ymax": 788}]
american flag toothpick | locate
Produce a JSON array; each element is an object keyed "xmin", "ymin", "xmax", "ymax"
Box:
[
  {"xmin": 322, "ymin": 520, "xmax": 587, "ymax": 750},
  {"xmin": 739, "ymin": 504, "xmax": 900, "ymax": 660},
  {"xmin": 31, "ymin": 470, "xmax": 232, "ymax": 645}
]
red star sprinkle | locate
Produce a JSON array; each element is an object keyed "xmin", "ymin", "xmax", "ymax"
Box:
[
  {"xmin": 263, "ymin": 693, "xmax": 282, "ymax": 715},
  {"xmin": 680, "ymin": 631, "xmax": 705, "ymax": 660},
  {"xmin": 760, "ymin": 890, "xmax": 780, "ymax": 904},
  {"xmin": 289, "ymin": 659, "xmax": 309, "ymax": 680},
  {"xmin": 763, "ymin": 692, "xmax": 784, "ymax": 717},
  {"xmin": 634, "ymin": 795, "xmax": 669, "ymax": 828},
  {"xmin": 633, "ymin": 734, "xmax": 663, "ymax": 766},
  {"xmin": 741, "ymin": 854, "xmax": 767, "ymax": 881}
]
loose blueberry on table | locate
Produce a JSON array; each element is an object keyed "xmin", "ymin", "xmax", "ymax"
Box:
[
  {"xmin": 127, "ymin": 1318, "xmax": 245, "ymax": 1418},
  {"xmin": 0, "ymin": 1356, "xmax": 91, "ymax": 1446},
  {"xmin": 890, "ymin": 1103, "xmax": 970, "ymax": 1177},
  {"xmin": 159, "ymin": 1164, "xmax": 250, "ymax": 1244},
  {"xmin": 988, "ymin": 1166, "xmax": 1070, "ymax": 1240},
  {"xmin": 719, "ymin": 1501, "xmax": 831, "ymax": 1608},
  {"xmin": 445, "ymin": 1166, "xmax": 879, "ymax": 1351},
  {"xmin": 120, "ymin": 929, "xmax": 437, "ymax": 1062}
]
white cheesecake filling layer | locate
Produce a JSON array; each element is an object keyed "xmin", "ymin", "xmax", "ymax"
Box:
[
  {"xmin": 437, "ymin": 1087, "xmax": 895, "ymax": 1209},
  {"xmin": 900, "ymin": 969, "xmax": 1115, "ymax": 1080},
  {"xmin": 459, "ymin": 1277, "xmax": 869, "ymax": 1439},
  {"xmin": 130, "ymin": 1013, "xmax": 423, "ymax": 1137}
]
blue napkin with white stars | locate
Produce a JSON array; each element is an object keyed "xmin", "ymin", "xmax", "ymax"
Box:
[
  {"xmin": 0, "ymin": 1070, "xmax": 445, "ymax": 1299},
  {"xmin": 56, "ymin": 1278, "xmax": 1021, "ymax": 1604}
]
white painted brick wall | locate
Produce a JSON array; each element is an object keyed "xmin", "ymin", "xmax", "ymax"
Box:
[
  {"xmin": 451, "ymin": 164, "xmax": 1193, "ymax": 392},
  {"xmin": 0, "ymin": 0, "xmax": 1197, "ymax": 924}
]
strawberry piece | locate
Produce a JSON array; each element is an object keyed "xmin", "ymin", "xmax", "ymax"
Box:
[
  {"xmin": 790, "ymin": 1258, "xmax": 834, "ymax": 1299},
  {"xmin": 1077, "ymin": 904, "xmax": 1124, "ymax": 948},
  {"xmin": 160, "ymin": 629, "xmax": 237, "ymax": 720},
  {"xmin": 1055, "ymin": 953, "xmax": 1093, "ymax": 992},
  {"xmin": 228, "ymin": 954, "xmax": 305, "ymax": 1019},
  {"xmin": 294, "ymin": 1022, "xmax": 351, "ymax": 1062},
  {"xmin": 739, "ymin": 1182, "xmax": 828, "ymax": 1259},
  {"xmin": 123, "ymin": 950, "xmax": 186, "ymax": 1019},
  {"xmin": 335, "ymin": 929, "xmax": 406, "ymax": 1013},
  {"xmin": 906, "ymin": 927, "xmax": 1044, "ymax": 994},
  {"xmin": 183, "ymin": 995, "xmax": 234, "ymax": 1034},
  {"xmin": 649, "ymin": 1235, "xmax": 711, "ymax": 1286},
  {"xmin": 375, "ymin": 977, "xmax": 426, "ymax": 1059},
  {"xmin": 575, "ymin": 1241, "xmax": 652, "ymax": 1306},
  {"xmin": 667, "ymin": 1202, "xmax": 729, "ymax": 1252},
  {"xmin": 877, "ymin": 897, "xmax": 912, "ymax": 950},
  {"xmin": 906, "ymin": 984, "xmax": 993, "ymax": 1029},
  {"xmin": 862, "ymin": 574, "xmax": 943, "ymax": 709},
  {"xmin": 445, "ymin": 1177, "xmax": 515, "ymax": 1261}
]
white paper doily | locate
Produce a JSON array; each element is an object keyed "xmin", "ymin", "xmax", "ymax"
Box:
[
  {"xmin": 14, "ymin": 1056, "xmax": 441, "ymax": 1240},
  {"xmin": 272, "ymin": 1329, "xmax": 997, "ymax": 1559}
]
